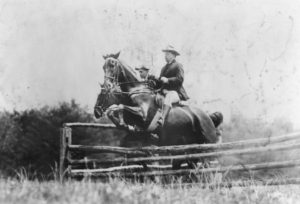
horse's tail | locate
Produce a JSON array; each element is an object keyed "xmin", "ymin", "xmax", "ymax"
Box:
[
  {"xmin": 209, "ymin": 112, "xmax": 223, "ymax": 128},
  {"xmin": 184, "ymin": 106, "xmax": 218, "ymax": 143},
  {"xmin": 209, "ymin": 111, "xmax": 223, "ymax": 144}
]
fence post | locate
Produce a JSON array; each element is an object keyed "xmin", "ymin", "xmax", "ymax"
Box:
[
  {"xmin": 59, "ymin": 127, "xmax": 67, "ymax": 182},
  {"xmin": 65, "ymin": 127, "xmax": 72, "ymax": 177},
  {"xmin": 59, "ymin": 125, "xmax": 72, "ymax": 182}
]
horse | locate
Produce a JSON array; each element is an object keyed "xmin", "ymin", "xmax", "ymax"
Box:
[
  {"xmin": 94, "ymin": 82, "xmax": 159, "ymax": 148},
  {"xmin": 94, "ymin": 53, "xmax": 223, "ymax": 169}
]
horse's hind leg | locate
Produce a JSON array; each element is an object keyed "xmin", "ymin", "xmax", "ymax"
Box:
[
  {"xmin": 187, "ymin": 159, "xmax": 199, "ymax": 169},
  {"xmin": 200, "ymin": 158, "xmax": 211, "ymax": 168},
  {"xmin": 172, "ymin": 160, "xmax": 182, "ymax": 170}
]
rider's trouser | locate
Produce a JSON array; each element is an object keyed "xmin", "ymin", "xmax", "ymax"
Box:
[
  {"xmin": 162, "ymin": 90, "xmax": 180, "ymax": 106},
  {"xmin": 157, "ymin": 90, "xmax": 180, "ymax": 125}
]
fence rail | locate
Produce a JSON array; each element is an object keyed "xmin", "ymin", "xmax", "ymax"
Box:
[
  {"xmin": 64, "ymin": 122, "xmax": 116, "ymax": 128},
  {"xmin": 68, "ymin": 142, "xmax": 300, "ymax": 165},
  {"xmin": 70, "ymin": 159, "xmax": 300, "ymax": 177},
  {"xmin": 59, "ymin": 122, "xmax": 300, "ymax": 185},
  {"xmin": 68, "ymin": 131, "xmax": 300, "ymax": 155}
]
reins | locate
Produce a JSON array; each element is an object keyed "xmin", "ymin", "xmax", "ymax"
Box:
[
  {"xmin": 101, "ymin": 85, "xmax": 159, "ymax": 96},
  {"xmin": 102, "ymin": 58, "xmax": 161, "ymax": 98}
]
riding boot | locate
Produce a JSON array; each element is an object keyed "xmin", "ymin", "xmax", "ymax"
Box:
[{"xmin": 157, "ymin": 104, "xmax": 172, "ymax": 126}]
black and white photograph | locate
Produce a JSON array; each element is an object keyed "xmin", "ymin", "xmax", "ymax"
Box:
[{"xmin": 0, "ymin": 0, "xmax": 300, "ymax": 203}]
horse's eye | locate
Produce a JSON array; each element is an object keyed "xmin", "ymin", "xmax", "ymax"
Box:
[{"xmin": 111, "ymin": 60, "xmax": 117, "ymax": 66}]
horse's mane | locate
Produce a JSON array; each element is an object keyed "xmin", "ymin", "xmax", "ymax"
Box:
[
  {"xmin": 103, "ymin": 52, "xmax": 141, "ymax": 82},
  {"xmin": 117, "ymin": 59, "xmax": 140, "ymax": 82}
]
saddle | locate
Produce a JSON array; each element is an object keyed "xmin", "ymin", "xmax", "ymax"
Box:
[
  {"xmin": 148, "ymin": 93, "xmax": 223, "ymax": 132},
  {"xmin": 154, "ymin": 93, "xmax": 187, "ymax": 108},
  {"xmin": 146, "ymin": 93, "xmax": 188, "ymax": 132}
]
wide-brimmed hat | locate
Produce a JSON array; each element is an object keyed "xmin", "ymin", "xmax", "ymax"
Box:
[
  {"xmin": 162, "ymin": 45, "xmax": 180, "ymax": 56},
  {"xmin": 135, "ymin": 64, "xmax": 150, "ymax": 71}
]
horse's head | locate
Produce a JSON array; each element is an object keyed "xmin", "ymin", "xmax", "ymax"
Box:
[
  {"xmin": 96, "ymin": 52, "xmax": 155, "ymax": 119},
  {"xmin": 93, "ymin": 83, "xmax": 123, "ymax": 118},
  {"xmin": 102, "ymin": 52, "xmax": 140, "ymax": 91},
  {"xmin": 102, "ymin": 52, "xmax": 122, "ymax": 88}
]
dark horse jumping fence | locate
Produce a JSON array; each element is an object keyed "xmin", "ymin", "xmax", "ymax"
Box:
[{"xmin": 59, "ymin": 122, "xmax": 300, "ymax": 186}]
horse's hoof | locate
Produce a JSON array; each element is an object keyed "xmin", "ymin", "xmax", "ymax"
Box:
[
  {"xmin": 127, "ymin": 125, "xmax": 135, "ymax": 132},
  {"xmin": 150, "ymin": 133, "xmax": 159, "ymax": 140}
]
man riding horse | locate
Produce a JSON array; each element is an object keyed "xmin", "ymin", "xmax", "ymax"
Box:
[
  {"xmin": 157, "ymin": 45, "xmax": 189, "ymax": 125},
  {"xmin": 94, "ymin": 51, "xmax": 222, "ymax": 167}
]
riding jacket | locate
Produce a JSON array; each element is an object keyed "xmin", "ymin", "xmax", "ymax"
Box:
[{"xmin": 159, "ymin": 60, "xmax": 189, "ymax": 100}]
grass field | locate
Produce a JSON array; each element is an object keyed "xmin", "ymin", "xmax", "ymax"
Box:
[{"xmin": 0, "ymin": 178, "xmax": 300, "ymax": 204}]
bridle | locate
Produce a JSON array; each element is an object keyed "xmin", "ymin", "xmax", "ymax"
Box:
[
  {"xmin": 102, "ymin": 81, "xmax": 156, "ymax": 97},
  {"xmin": 95, "ymin": 58, "xmax": 160, "ymax": 114},
  {"xmin": 103, "ymin": 59, "xmax": 158, "ymax": 95}
]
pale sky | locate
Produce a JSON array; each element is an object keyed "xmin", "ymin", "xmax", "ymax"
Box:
[{"xmin": 1, "ymin": 0, "xmax": 300, "ymax": 127}]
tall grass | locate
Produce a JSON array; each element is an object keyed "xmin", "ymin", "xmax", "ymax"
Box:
[{"xmin": 0, "ymin": 176, "xmax": 299, "ymax": 204}]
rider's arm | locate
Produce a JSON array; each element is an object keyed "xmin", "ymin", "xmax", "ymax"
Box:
[{"xmin": 166, "ymin": 63, "xmax": 184, "ymax": 87}]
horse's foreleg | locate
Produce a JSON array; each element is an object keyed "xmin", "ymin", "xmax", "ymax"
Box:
[
  {"xmin": 106, "ymin": 105, "xmax": 137, "ymax": 132},
  {"xmin": 117, "ymin": 104, "xmax": 126, "ymax": 127},
  {"xmin": 107, "ymin": 109, "xmax": 120, "ymax": 127},
  {"xmin": 116, "ymin": 105, "xmax": 138, "ymax": 132},
  {"xmin": 107, "ymin": 105, "xmax": 127, "ymax": 129}
]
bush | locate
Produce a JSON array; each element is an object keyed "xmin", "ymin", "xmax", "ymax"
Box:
[{"xmin": 0, "ymin": 100, "xmax": 120, "ymax": 178}]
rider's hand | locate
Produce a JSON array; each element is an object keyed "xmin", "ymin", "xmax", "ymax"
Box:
[
  {"xmin": 148, "ymin": 80, "xmax": 156, "ymax": 88},
  {"xmin": 160, "ymin": 77, "xmax": 169, "ymax": 84}
]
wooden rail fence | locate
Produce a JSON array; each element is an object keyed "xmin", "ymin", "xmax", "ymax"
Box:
[{"xmin": 59, "ymin": 122, "xmax": 300, "ymax": 183}]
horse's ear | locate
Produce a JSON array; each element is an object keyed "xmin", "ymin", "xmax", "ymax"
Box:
[
  {"xmin": 113, "ymin": 51, "xmax": 120, "ymax": 59},
  {"xmin": 103, "ymin": 52, "xmax": 120, "ymax": 59}
]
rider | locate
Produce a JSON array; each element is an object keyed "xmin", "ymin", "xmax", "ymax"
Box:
[
  {"xmin": 158, "ymin": 45, "xmax": 189, "ymax": 125},
  {"xmin": 135, "ymin": 64, "xmax": 159, "ymax": 89},
  {"xmin": 135, "ymin": 65, "xmax": 151, "ymax": 80}
]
